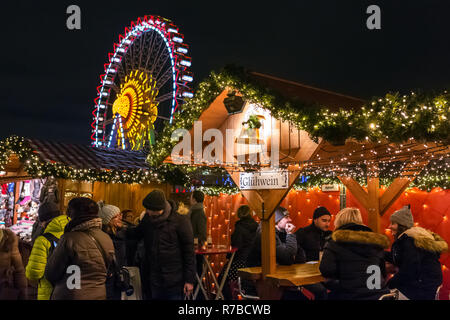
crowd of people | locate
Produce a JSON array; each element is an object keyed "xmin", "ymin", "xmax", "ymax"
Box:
[{"xmin": 0, "ymin": 188, "xmax": 447, "ymax": 300}]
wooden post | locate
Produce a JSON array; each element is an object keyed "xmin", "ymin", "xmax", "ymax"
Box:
[
  {"xmin": 13, "ymin": 181, "xmax": 20, "ymax": 225},
  {"xmin": 58, "ymin": 179, "xmax": 66, "ymax": 214},
  {"xmin": 367, "ymin": 177, "xmax": 380, "ymax": 233},
  {"xmin": 260, "ymin": 214, "xmax": 276, "ymax": 276}
]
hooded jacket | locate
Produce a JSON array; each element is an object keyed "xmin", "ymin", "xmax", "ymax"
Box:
[
  {"xmin": 0, "ymin": 229, "xmax": 27, "ymax": 299},
  {"xmin": 319, "ymin": 223, "xmax": 391, "ymax": 300},
  {"xmin": 44, "ymin": 218, "xmax": 115, "ymax": 300},
  {"xmin": 127, "ymin": 201, "xmax": 196, "ymax": 290},
  {"xmin": 385, "ymin": 227, "xmax": 448, "ymax": 300},
  {"xmin": 26, "ymin": 215, "xmax": 70, "ymax": 300}
]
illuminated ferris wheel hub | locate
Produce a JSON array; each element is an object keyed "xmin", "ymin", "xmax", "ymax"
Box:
[{"xmin": 91, "ymin": 15, "xmax": 193, "ymax": 151}]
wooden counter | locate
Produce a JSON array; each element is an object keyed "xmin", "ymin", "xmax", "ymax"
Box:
[{"xmin": 238, "ymin": 262, "xmax": 324, "ymax": 299}]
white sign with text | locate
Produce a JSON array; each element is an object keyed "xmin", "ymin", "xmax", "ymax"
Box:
[{"xmin": 240, "ymin": 171, "xmax": 288, "ymax": 190}]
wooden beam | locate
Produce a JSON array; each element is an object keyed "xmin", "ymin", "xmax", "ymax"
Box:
[
  {"xmin": 338, "ymin": 176, "xmax": 381, "ymax": 232},
  {"xmin": 337, "ymin": 176, "xmax": 370, "ymax": 209},
  {"xmin": 379, "ymin": 177, "xmax": 411, "ymax": 216}
]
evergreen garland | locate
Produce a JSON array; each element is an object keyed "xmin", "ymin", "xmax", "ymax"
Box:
[{"xmin": 147, "ymin": 65, "xmax": 449, "ymax": 167}]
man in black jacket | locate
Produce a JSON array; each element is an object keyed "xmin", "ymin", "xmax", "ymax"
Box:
[
  {"xmin": 295, "ymin": 206, "xmax": 332, "ymax": 261},
  {"xmin": 295, "ymin": 206, "xmax": 332, "ymax": 300},
  {"xmin": 127, "ymin": 189, "xmax": 195, "ymax": 300}
]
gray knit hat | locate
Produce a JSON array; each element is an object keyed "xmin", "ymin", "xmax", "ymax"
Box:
[
  {"xmin": 97, "ymin": 201, "xmax": 121, "ymax": 225},
  {"xmin": 390, "ymin": 206, "xmax": 414, "ymax": 228}
]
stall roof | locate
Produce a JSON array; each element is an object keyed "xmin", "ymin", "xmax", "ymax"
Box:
[
  {"xmin": 248, "ymin": 71, "xmax": 365, "ymax": 110},
  {"xmin": 27, "ymin": 139, "xmax": 150, "ymax": 171}
]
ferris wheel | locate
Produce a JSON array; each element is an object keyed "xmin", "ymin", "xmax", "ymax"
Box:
[{"xmin": 91, "ymin": 15, "xmax": 193, "ymax": 151}]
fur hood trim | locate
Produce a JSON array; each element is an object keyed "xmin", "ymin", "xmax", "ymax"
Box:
[
  {"xmin": 332, "ymin": 229, "xmax": 390, "ymax": 249},
  {"xmin": 402, "ymin": 227, "xmax": 448, "ymax": 253}
]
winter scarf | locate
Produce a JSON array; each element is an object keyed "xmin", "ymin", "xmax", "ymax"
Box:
[{"xmin": 147, "ymin": 201, "xmax": 171, "ymax": 225}]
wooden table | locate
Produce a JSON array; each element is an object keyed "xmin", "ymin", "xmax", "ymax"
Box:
[{"xmin": 238, "ymin": 262, "xmax": 324, "ymax": 300}]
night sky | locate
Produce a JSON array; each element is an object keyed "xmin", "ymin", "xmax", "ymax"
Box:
[{"xmin": 1, "ymin": 0, "xmax": 449, "ymax": 145}]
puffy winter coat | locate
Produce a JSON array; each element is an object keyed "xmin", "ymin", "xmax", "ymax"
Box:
[
  {"xmin": 385, "ymin": 227, "xmax": 448, "ymax": 300},
  {"xmin": 319, "ymin": 223, "xmax": 391, "ymax": 300},
  {"xmin": 295, "ymin": 223, "xmax": 332, "ymax": 261},
  {"xmin": 0, "ymin": 229, "xmax": 27, "ymax": 299},
  {"xmin": 127, "ymin": 201, "xmax": 196, "ymax": 290},
  {"xmin": 44, "ymin": 218, "xmax": 115, "ymax": 300},
  {"xmin": 26, "ymin": 215, "xmax": 70, "ymax": 300}
]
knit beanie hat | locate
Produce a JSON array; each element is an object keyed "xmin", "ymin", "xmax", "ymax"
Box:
[
  {"xmin": 274, "ymin": 207, "xmax": 289, "ymax": 224},
  {"xmin": 142, "ymin": 189, "xmax": 166, "ymax": 211},
  {"xmin": 313, "ymin": 206, "xmax": 331, "ymax": 220},
  {"xmin": 97, "ymin": 201, "xmax": 121, "ymax": 225},
  {"xmin": 67, "ymin": 197, "xmax": 99, "ymax": 220},
  {"xmin": 390, "ymin": 206, "xmax": 414, "ymax": 228},
  {"xmin": 38, "ymin": 202, "xmax": 60, "ymax": 222}
]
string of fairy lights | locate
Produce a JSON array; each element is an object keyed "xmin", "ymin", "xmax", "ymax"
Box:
[
  {"xmin": 0, "ymin": 135, "xmax": 169, "ymax": 184},
  {"xmin": 146, "ymin": 65, "xmax": 449, "ymax": 167},
  {"xmin": 0, "ymin": 135, "xmax": 448, "ymax": 192}
]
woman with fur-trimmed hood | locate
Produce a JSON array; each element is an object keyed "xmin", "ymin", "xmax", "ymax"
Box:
[
  {"xmin": 385, "ymin": 206, "xmax": 448, "ymax": 300},
  {"xmin": 319, "ymin": 208, "xmax": 391, "ymax": 300}
]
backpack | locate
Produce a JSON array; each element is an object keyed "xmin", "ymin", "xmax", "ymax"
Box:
[{"xmin": 41, "ymin": 232, "xmax": 59, "ymax": 258}]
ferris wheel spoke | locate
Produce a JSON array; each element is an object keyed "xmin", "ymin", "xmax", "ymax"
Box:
[
  {"xmin": 150, "ymin": 40, "xmax": 169, "ymax": 75},
  {"xmin": 104, "ymin": 118, "xmax": 115, "ymax": 126},
  {"xmin": 155, "ymin": 91, "xmax": 174, "ymax": 103},
  {"xmin": 138, "ymin": 31, "xmax": 146, "ymax": 70},
  {"xmin": 155, "ymin": 67, "xmax": 174, "ymax": 90},
  {"xmin": 153, "ymin": 51, "xmax": 170, "ymax": 81},
  {"xmin": 143, "ymin": 31, "xmax": 157, "ymax": 71},
  {"xmin": 148, "ymin": 38, "xmax": 165, "ymax": 74},
  {"xmin": 142, "ymin": 32, "xmax": 156, "ymax": 69}
]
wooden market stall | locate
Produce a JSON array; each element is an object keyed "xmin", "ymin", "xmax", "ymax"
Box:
[
  {"xmin": 157, "ymin": 67, "xmax": 450, "ymax": 299},
  {"xmin": 0, "ymin": 137, "xmax": 170, "ymax": 229}
]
